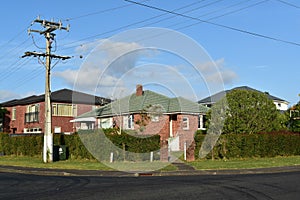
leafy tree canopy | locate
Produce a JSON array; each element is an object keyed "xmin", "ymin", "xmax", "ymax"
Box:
[
  {"xmin": 0, "ymin": 106, "xmax": 7, "ymax": 116},
  {"xmin": 209, "ymin": 89, "xmax": 287, "ymax": 134},
  {"xmin": 287, "ymin": 101, "xmax": 300, "ymax": 132}
]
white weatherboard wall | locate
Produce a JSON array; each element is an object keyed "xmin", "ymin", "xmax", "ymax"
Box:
[{"xmin": 273, "ymin": 101, "xmax": 289, "ymax": 111}]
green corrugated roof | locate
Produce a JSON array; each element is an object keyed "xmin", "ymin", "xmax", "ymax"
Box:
[{"xmin": 78, "ymin": 90, "xmax": 209, "ymax": 118}]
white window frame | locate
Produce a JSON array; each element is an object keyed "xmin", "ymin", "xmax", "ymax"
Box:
[
  {"xmin": 182, "ymin": 117, "xmax": 189, "ymax": 130},
  {"xmin": 12, "ymin": 107, "xmax": 16, "ymax": 120},
  {"xmin": 26, "ymin": 104, "xmax": 39, "ymax": 113},
  {"xmin": 123, "ymin": 115, "xmax": 134, "ymax": 130},
  {"xmin": 100, "ymin": 117, "xmax": 113, "ymax": 129},
  {"xmin": 150, "ymin": 114, "xmax": 159, "ymax": 122},
  {"xmin": 52, "ymin": 103, "xmax": 77, "ymax": 117}
]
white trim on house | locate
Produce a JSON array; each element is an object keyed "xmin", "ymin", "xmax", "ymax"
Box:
[{"xmin": 70, "ymin": 117, "xmax": 96, "ymax": 122}]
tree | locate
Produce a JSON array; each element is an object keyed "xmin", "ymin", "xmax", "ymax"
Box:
[
  {"xmin": 287, "ymin": 102, "xmax": 300, "ymax": 132},
  {"xmin": 209, "ymin": 89, "xmax": 287, "ymax": 134},
  {"xmin": 0, "ymin": 106, "xmax": 7, "ymax": 132},
  {"xmin": 0, "ymin": 108, "xmax": 5, "ymax": 115}
]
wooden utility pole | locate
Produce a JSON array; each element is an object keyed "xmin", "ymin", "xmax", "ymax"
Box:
[{"xmin": 22, "ymin": 17, "xmax": 70, "ymax": 163}]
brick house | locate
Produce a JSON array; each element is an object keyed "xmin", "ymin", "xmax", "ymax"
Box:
[
  {"xmin": 0, "ymin": 89, "xmax": 110, "ymax": 134},
  {"xmin": 78, "ymin": 85, "xmax": 209, "ymax": 156}
]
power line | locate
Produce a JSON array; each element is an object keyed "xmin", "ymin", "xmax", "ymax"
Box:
[
  {"xmin": 64, "ymin": 0, "xmax": 152, "ymax": 21},
  {"xmin": 0, "ymin": 25, "xmax": 31, "ymax": 51},
  {"xmin": 0, "ymin": 57, "xmax": 34, "ymax": 82},
  {"xmin": 173, "ymin": 0, "xmax": 269, "ymax": 31},
  {"xmin": 58, "ymin": 0, "xmax": 224, "ymax": 51},
  {"xmin": 55, "ymin": 1, "xmax": 265, "ymax": 64},
  {"xmin": 31, "ymin": 35, "xmax": 45, "ymax": 50},
  {"xmin": 58, "ymin": 0, "xmax": 270, "ymax": 60},
  {"xmin": 13, "ymin": 66, "xmax": 44, "ymax": 90},
  {"xmin": 0, "ymin": 37, "xmax": 31, "ymax": 62},
  {"xmin": 0, "ymin": 37, "xmax": 40, "ymax": 81},
  {"xmin": 124, "ymin": 0, "xmax": 300, "ymax": 47},
  {"xmin": 142, "ymin": 0, "xmax": 253, "ymax": 30},
  {"xmin": 276, "ymin": 0, "xmax": 300, "ymax": 9},
  {"xmin": 140, "ymin": 0, "xmax": 225, "ymax": 27}
]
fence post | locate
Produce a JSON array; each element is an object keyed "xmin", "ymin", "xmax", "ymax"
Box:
[
  {"xmin": 184, "ymin": 142, "xmax": 187, "ymax": 161},
  {"xmin": 150, "ymin": 151, "xmax": 153, "ymax": 162},
  {"xmin": 110, "ymin": 152, "xmax": 114, "ymax": 163}
]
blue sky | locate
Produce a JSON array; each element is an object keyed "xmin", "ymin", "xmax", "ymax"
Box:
[{"xmin": 0, "ymin": 0, "xmax": 299, "ymax": 105}]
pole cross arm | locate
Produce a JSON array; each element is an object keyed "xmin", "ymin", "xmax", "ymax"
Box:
[
  {"xmin": 22, "ymin": 51, "xmax": 71, "ymax": 60},
  {"xmin": 34, "ymin": 18, "xmax": 70, "ymax": 32},
  {"xmin": 21, "ymin": 51, "xmax": 45, "ymax": 58},
  {"xmin": 50, "ymin": 54, "xmax": 71, "ymax": 60}
]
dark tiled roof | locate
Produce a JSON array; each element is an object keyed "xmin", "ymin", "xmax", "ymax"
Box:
[
  {"xmin": 1, "ymin": 89, "xmax": 111, "ymax": 107},
  {"xmin": 198, "ymin": 86, "xmax": 288, "ymax": 104}
]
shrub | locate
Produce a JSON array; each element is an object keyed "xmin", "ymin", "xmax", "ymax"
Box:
[
  {"xmin": 194, "ymin": 131, "xmax": 300, "ymax": 160},
  {"xmin": 0, "ymin": 129, "xmax": 160, "ymax": 161}
]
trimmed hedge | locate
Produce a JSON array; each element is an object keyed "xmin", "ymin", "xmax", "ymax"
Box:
[
  {"xmin": 0, "ymin": 129, "xmax": 160, "ymax": 161},
  {"xmin": 3, "ymin": 130, "xmax": 299, "ymax": 161},
  {"xmin": 195, "ymin": 131, "xmax": 300, "ymax": 160},
  {"xmin": 0, "ymin": 133, "xmax": 43, "ymax": 156},
  {"xmin": 78, "ymin": 129, "xmax": 160, "ymax": 161}
]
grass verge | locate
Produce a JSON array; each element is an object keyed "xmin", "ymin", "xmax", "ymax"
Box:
[
  {"xmin": 1, "ymin": 155, "xmax": 300, "ymax": 172},
  {"xmin": 0, "ymin": 156, "xmax": 176, "ymax": 171},
  {"xmin": 189, "ymin": 156, "xmax": 300, "ymax": 170}
]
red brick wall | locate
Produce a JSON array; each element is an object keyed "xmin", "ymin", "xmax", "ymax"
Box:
[
  {"xmin": 175, "ymin": 114, "xmax": 198, "ymax": 150},
  {"xmin": 133, "ymin": 114, "xmax": 170, "ymax": 139},
  {"xmin": 3, "ymin": 102, "xmax": 95, "ymax": 134},
  {"xmin": 113, "ymin": 113, "xmax": 198, "ymax": 150},
  {"xmin": 77, "ymin": 104, "xmax": 95, "ymax": 116}
]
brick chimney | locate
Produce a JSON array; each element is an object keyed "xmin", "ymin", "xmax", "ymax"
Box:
[{"xmin": 136, "ymin": 84, "xmax": 143, "ymax": 96}]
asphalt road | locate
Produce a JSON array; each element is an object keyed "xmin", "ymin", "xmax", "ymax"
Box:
[{"xmin": 0, "ymin": 171, "xmax": 299, "ymax": 200}]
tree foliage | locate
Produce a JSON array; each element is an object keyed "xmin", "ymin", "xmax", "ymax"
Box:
[
  {"xmin": 0, "ymin": 106, "xmax": 7, "ymax": 116},
  {"xmin": 210, "ymin": 89, "xmax": 286, "ymax": 134},
  {"xmin": 0, "ymin": 106, "xmax": 6, "ymax": 132},
  {"xmin": 287, "ymin": 102, "xmax": 300, "ymax": 132}
]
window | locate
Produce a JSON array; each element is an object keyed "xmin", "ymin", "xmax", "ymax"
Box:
[
  {"xmin": 100, "ymin": 118, "xmax": 113, "ymax": 129},
  {"xmin": 25, "ymin": 104, "xmax": 39, "ymax": 123},
  {"xmin": 278, "ymin": 103, "xmax": 281, "ymax": 107},
  {"xmin": 198, "ymin": 115, "xmax": 207, "ymax": 130},
  {"xmin": 52, "ymin": 104, "xmax": 77, "ymax": 117},
  {"xmin": 24, "ymin": 128, "xmax": 42, "ymax": 134},
  {"xmin": 150, "ymin": 114, "xmax": 159, "ymax": 122},
  {"xmin": 123, "ymin": 115, "xmax": 134, "ymax": 130},
  {"xmin": 26, "ymin": 104, "xmax": 39, "ymax": 113},
  {"xmin": 182, "ymin": 117, "xmax": 189, "ymax": 130},
  {"xmin": 12, "ymin": 107, "xmax": 16, "ymax": 120}
]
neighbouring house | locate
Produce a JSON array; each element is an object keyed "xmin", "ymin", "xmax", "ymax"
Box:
[
  {"xmin": 198, "ymin": 86, "xmax": 289, "ymax": 111},
  {"xmin": 0, "ymin": 89, "xmax": 111, "ymax": 134},
  {"xmin": 77, "ymin": 85, "xmax": 209, "ymax": 154}
]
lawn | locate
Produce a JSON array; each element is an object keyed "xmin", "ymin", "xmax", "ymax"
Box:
[
  {"xmin": 0, "ymin": 156, "xmax": 176, "ymax": 171},
  {"xmin": 1, "ymin": 155, "xmax": 300, "ymax": 171},
  {"xmin": 190, "ymin": 156, "xmax": 300, "ymax": 170}
]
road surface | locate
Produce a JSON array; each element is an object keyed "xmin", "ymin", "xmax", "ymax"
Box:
[{"xmin": 0, "ymin": 171, "xmax": 299, "ymax": 199}]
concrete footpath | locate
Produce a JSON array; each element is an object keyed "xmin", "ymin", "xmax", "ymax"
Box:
[{"xmin": 1, "ymin": 163, "xmax": 300, "ymax": 177}]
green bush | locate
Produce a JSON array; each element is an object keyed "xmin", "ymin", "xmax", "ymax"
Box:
[
  {"xmin": 195, "ymin": 132, "xmax": 300, "ymax": 160},
  {"xmin": 0, "ymin": 129, "xmax": 160, "ymax": 161},
  {"xmin": 0, "ymin": 133, "xmax": 43, "ymax": 156}
]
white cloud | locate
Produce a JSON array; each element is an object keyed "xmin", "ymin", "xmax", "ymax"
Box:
[
  {"xmin": 196, "ymin": 58, "xmax": 238, "ymax": 85},
  {"xmin": 54, "ymin": 39, "xmax": 154, "ymax": 97},
  {"xmin": 0, "ymin": 90, "xmax": 20, "ymax": 102},
  {"xmin": 55, "ymin": 37, "xmax": 238, "ymax": 100}
]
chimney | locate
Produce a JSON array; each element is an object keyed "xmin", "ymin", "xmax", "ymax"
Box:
[{"xmin": 136, "ymin": 84, "xmax": 143, "ymax": 96}]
